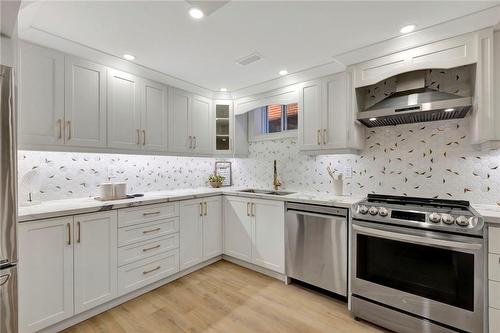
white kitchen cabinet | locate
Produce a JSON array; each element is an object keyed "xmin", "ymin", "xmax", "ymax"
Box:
[
  {"xmin": 73, "ymin": 211, "xmax": 117, "ymax": 314},
  {"xmin": 203, "ymin": 196, "xmax": 223, "ymax": 260},
  {"xmin": 18, "ymin": 217, "xmax": 74, "ymax": 333},
  {"xmin": 251, "ymin": 199, "xmax": 285, "ymax": 273},
  {"xmin": 299, "ymin": 72, "xmax": 363, "ymax": 154},
  {"xmin": 107, "ymin": 68, "xmax": 142, "ymax": 149},
  {"xmin": 179, "ymin": 199, "xmax": 204, "ymax": 270},
  {"xmin": 168, "ymin": 88, "xmax": 191, "ymax": 153},
  {"xmin": 65, "ymin": 56, "xmax": 107, "ymax": 148},
  {"xmin": 223, "ymin": 196, "xmax": 285, "ymax": 273},
  {"xmin": 180, "ymin": 197, "xmax": 222, "ymax": 270},
  {"xmin": 489, "ymin": 226, "xmax": 500, "ymax": 333},
  {"xmin": 18, "ymin": 42, "xmax": 65, "ymax": 146},
  {"xmin": 223, "ymin": 196, "xmax": 253, "ymax": 262},
  {"xmin": 141, "ymin": 79, "xmax": 168, "ymax": 151},
  {"xmin": 191, "ymin": 95, "xmax": 213, "ymax": 154},
  {"xmin": 491, "ymin": 307, "xmax": 500, "ymax": 333}
]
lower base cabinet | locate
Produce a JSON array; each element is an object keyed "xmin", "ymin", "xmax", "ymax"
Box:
[
  {"xmin": 18, "ymin": 211, "xmax": 117, "ymax": 333},
  {"xmin": 223, "ymin": 196, "xmax": 285, "ymax": 274}
]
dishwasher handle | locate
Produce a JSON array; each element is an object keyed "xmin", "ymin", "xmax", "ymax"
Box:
[
  {"xmin": 286, "ymin": 202, "xmax": 347, "ymax": 217},
  {"xmin": 286, "ymin": 209, "xmax": 347, "ymax": 220}
]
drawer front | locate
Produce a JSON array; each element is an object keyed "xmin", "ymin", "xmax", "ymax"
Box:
[
  {"xmin": 118, "ymin": 250, "xmax": 179, "ymax": 296},
  {"xmin": 490, "ymin": 227, "xmax": 500, "ymax": 255},
  {"xmin": 118, "ymin": 233, "xmax": 179, "ymax": 267},
  {"xmin": 118, "ymin": 202, "xmax": 179, "ymax": 227},
  {"xmin": 490, "ymin": 254, "xmax": 500, "ymax": 282},
  {"xmin": 489, "ymin": 280, "xmax": 500, "ymax": 309},
  {"xmin": 490, "ymin": 307, "xmax": 500, "ymax": 333},
  {"xmin": 118, "ymin": 218, "xmax": 179, "ymax": 247}
]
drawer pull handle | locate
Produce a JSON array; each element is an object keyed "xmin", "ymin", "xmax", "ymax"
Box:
[
  {"xmin": 143, "ymin": 266, "xmax": 161, "ymax": 275},
  {"xmin": 143, "ymin": 227, "xmax": 161, "ymax": 234},
  {"xmin": 142, "ymin": 244, "xmax": 161, "ymax": 252},
  {"xmin": 143, "ymin": 211, "xmax": 161, "ymax": 217},
  {"xmin": 67, "ymin": 223, "xmax": 71, "ymax": 245}
]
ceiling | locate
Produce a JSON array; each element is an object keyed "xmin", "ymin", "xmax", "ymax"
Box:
[{"xmin": 19, "ymin": 1, "xmax": 499, "ymax": 92}]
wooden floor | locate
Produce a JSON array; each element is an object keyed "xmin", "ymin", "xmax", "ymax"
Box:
[{"xmin": 63, "ymin": 260, "xmax": 388, "ymax": 333}]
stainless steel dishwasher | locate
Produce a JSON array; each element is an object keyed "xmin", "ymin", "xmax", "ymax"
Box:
[{"xmin": 285, "ymin": 202, "xmax": 348, "ymax": 296}]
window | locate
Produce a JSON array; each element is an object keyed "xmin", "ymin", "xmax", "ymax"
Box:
[{"xmin": 261, "ymin": 103, "xmax": 298, "ymax": 134}]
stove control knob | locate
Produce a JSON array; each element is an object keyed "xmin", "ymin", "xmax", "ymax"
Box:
[
  {"xmin": 429, "ymin": 213, "xmax": 441, "ymax": 223},
  {"xmin": 358, "ymin": 205, "xmax": 369, "ymax": 214},
  {"xmin": 455, "ymin": 216, "xmax": 470, "ymax": 227},
  {"xmin": 441, "ymin": 214, "xmax": 454, "ymax": 225},
  {"xmin": 368, "ymin": 207, "xmax": 379, "ymax": 215},
  {"xmin": 378, "ymin": 207, "xmax": 389, "ymax": 217}
]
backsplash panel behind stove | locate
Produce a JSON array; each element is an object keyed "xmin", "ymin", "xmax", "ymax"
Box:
[{"xmin": 18, "ymin": 118, "xmax": 500, "ymax": 204}]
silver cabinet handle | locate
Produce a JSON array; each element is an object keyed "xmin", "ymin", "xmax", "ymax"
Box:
[
  {"xmin": 0, "ymin": 274, "xmax": 10, "ymax": 286},
  {"xmin": 247, "ymin": 202, "xmax": 250, "ymax": 216},
  {"xmin": 66, "ymin": 120, "xmax": 72, "ymax": 140},
  {"xmin": 189, "ymin": 136, "xmax": 193, "ymax": 149},
  {"xmin": 136, "ymin": 129, "xmax": 141, "ymax": 145},
  {"xmin": 143, "ymin": 266, "xmax": 161, "ymax": 275},
  {"xmin": 142, "ymin": 129, "xmax": 146, "ymax": 146},
  {"xmin": 142, "ymin": 244, "xmax": 161, "ymax": 252},
  {"xmin": 67, "ymin": 223, "xmax": 71, "ymax": 245},
  {"xmin": 77, "ymin": 221, "xmax": 81, "ymax": 243},
  {"xmin": 193, "ymin": 136, "xmax": 197, "ymax": 149},
  {"xmin": 57, "ymin": 119, "xmax": 63, "ymax": 139},
  {"xmin": 317, "ymin": 129, "xmax": 321, "ymax": 145},
  {"xmin": 252, "ymin": 203, "xmax": 256, "ymax": 217},
  {"xmin": 142, "ymin": 211, "xmax": 161, "ymax": 217},
  {"xmin": 199, "ymin": 202, "xmax": 203, "ymax": 216},
  {"xmin": 142, "ymin": 227, "xmax": 161, "ymax": 234},
  {"xmin": 204, "ymin": 202, "xmax": 208, "ymax": 216},
  {"xmin": 323, "ymin": 129, "xmax": 327, "ymax": 145}
]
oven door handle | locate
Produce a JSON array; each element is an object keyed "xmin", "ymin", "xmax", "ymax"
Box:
[{"xmin": 353, "ymin": 224, "xmax": 482, "ymax": 251}]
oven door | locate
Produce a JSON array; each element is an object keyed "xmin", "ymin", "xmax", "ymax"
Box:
[{"xmin": 352, "ymin": 220, "xmax": 484, "ymax": 333}]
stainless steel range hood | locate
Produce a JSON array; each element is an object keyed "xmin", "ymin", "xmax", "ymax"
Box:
[{"xmin": 356, "ymin": 69, "xmax": 473, "ymax": 127}]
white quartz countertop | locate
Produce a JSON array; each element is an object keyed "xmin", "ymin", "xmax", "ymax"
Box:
[
  {"xmin": 17, "ymin": 187, "xmax": 364, "ymax": 222},
  {"xmin": 472, "ymin": 203, "xmax": 500, "ymax": 225}
]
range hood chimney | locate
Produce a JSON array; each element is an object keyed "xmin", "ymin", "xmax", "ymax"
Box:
[{"xmin": 356, "ymin": 67, "xmax": 474, "ymax": 127}]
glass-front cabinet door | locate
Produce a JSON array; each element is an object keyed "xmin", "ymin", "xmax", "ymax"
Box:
[{"xmin": 214, "ymin": 101, "xmax": 233, "ymax": 154}]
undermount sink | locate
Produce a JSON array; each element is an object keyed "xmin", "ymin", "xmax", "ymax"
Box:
[{"xmin": 237, "ymin": 189, "xmax": 295, "ymax": 196}]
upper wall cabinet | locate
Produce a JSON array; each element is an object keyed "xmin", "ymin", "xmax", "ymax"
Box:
[
  {"xmin": 19, "ymin": 42, "xmax": 65, "ymax": 146},
  {"xmin": 108, "ymin": 69, "xmax": 168, "ymax": 152},
  {"xmin": 168, "ymin": 89, "xmax": 212, "ymax": 155},
  {"xmin": 298, "ymin": 72, "xmax": 364, "ymax": 154},
  {"xmin": 353, "ymin": 31, "xmax": 478, "ymax": 88}
]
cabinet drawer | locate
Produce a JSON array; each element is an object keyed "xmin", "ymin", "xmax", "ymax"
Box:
[
  {"xmin": 118, "ymin": 249, "xmax": 179, "ymax": 296},
  {"xmin": 489, "ymin": 280, "xmax": 500, "ymax": 309},
  {"xmin": 118, "ymin": 234, "xmax": 179, "ymax": 267},
  {"xmin": 490, "ymin": 227, "xmax": 500, "ymax": 255},
  {"xmin": 490, "ymin": 254, "xmax": 500, "ymax": 282},
  {"xmin": 118, "ymin": 218, "xmax": 179, "ymax": 247},
  {"xmin": 118, "ymin": 202, "xmax": 179, "ymax": 227},
  {"xmin": 490, "ymin": 307, "xmax": 500, "ymax": 333}
]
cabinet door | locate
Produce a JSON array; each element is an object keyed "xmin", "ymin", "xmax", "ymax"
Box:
[
  {"xmin": 107, "ymin": 69, "xmax": 141, "ymax": 149},
  {"xmin": 65, "ymin": 57, "xmax": 107, "ymax": 148},
  {"xmin": 223, "ymin": 196, "xmax": 252, "ymax": 262},
  {"xmin": 18, "ymin": 42, "xmax": 65, "ymax": 146},
  {"xmin": 168, "ymin": 89, "xmax": 190, "ymax": 153},
  {"xmin": 18, "ymin": 217, "xmax": 74, "ymax": 333},
  {"xmin": 74, "ymin": 211, "xmax": 117, "ymax": 314},
  {"xmin": 191, "ymin": 95, "xmax": 213, "ymax": 154},
  {"xmin": 203, "ymin": 196, "xmax": 222, "ymax": 260},
  {"xmin": 179, "ymin": 199, "xmax": 203, "ymax": 270},
  {"xmin": 323, "ymin": 72, "xmax": 349, "ymax": 149},
  {"xmin": 298, "ymin": 80, "xmax": 323, "ymax": 150},
  {"xmin": 252, "ymin": 199, "xmax": 285, "ymax": 273},
  {"xmin": 142, "ymin": 80, "xmax": 168, "ymax": 151}
]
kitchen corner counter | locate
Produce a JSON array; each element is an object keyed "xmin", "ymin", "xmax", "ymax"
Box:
[
  {"xmin": 17, "ymin": 188, "xmax": 364, "ymax": 222},
  {"xmin": 472, "ymin": 204, "xmax": 500, "ymax": 225}
]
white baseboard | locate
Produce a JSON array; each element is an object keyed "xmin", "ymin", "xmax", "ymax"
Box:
[
  {"xmin": 40, "ymin": 256, "xmax": 222, "ymax": 333},
  {"xmin": 222, "ymin": 255, "xmax": 286, "ymax": 282}
]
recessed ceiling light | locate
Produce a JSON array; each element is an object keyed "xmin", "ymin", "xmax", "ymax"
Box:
[
  {"xmin": 220, "ymin": 88, "xmax": 227, "ymax": 92},
  {"xmin": 369, "ymin": 118, "xmax": 377, "ymax": 121},
  {"xmin": 189, "ymin": 8, "xmax": 204, "ymax": 19},
  {"xmin": 444, "ymin": 108, "xmax": 455, "ymax": 112},
  {"xmin": 400, "ymin": 24, "xmax": 416, "ymax": 34},
  {"xmin": 123, "ymin": 54, "xmax": 135, "ymax": 61},
  {"xmin": 279, "ymin": 69, "xmax": 288, "ymax": 76}
]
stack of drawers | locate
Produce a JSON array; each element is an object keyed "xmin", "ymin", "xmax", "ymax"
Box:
[
  {"xmin": 489, "ymin": 226, "xmax": 500, "ymax": 333},
  {"xmin": 117, "ymin": 202, "xmax": 180, "ymax": 296}
]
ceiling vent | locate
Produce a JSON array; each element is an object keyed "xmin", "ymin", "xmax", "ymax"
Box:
[{"xmin": 237, "ymin": 53, "xmax": 262, "ymax": 66}]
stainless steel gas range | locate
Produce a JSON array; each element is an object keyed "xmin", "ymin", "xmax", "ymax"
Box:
[{"xmin": 351, "ymin": 194, "xmax": 486, "ymax": 333}]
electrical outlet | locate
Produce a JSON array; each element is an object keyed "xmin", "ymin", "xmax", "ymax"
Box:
[{"xmin": 344, "ymin": 166, "xmax": 352, "ymax": 178}]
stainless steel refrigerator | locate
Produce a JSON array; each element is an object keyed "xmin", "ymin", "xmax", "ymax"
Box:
[{"xmin": 0, "ymin": 64, "xmax": 18, "ymax": 333}]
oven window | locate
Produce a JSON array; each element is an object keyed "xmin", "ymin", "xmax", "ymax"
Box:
[{"xmin": 356, "ymin": 234, "xmax": 474, "ymax": 311}]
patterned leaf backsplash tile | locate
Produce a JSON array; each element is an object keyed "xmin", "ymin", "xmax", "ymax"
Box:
[{"xmin": 18, "ymin": 118, "xmax": 500, "ymax": 204}]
